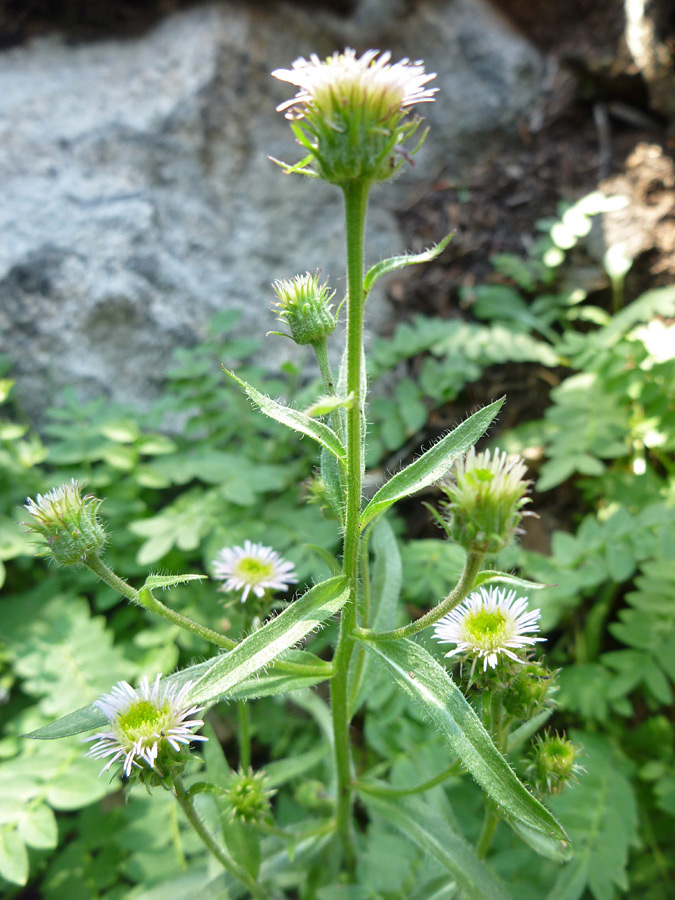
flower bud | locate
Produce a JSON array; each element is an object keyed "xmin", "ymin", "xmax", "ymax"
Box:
[
  {"xmin": 24, "ymin": 479, "xmax": 107, "ymax": 566},
  {"xmin": 527, "ymin": 732, "xmax": 583, "ymax": 796},
  {"xmin": 502, "ymin": 661, "xmax": 558, "ymax": 720},
  {"xmin": 438, "ymin": 448, "xmax": 531, "ymax": 554},
  {"xmin": 273, "ymin": 272, "xmax": 336, "ymax": 346},
  {"xmin": 225, "ymin": 767, "xmax": 275, "ymax": 824},
  {"xmin": 272, "ymin": 49, "xmax": 437, "ymax": 185}
]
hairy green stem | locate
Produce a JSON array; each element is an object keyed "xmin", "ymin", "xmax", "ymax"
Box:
[
  {"xmin": 354, "ymin": 551, "xmax": 484, "ymax": 642},
  {"xmin": 330, "ymin": 178, "xmax": 370, "ymax": 877},
  {"xmin": 172, "ymin": 777, "xmax": 268, "ymax": 899}
]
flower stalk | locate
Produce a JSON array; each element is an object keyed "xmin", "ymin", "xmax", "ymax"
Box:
[{"xmin": 330, "ymin": 176, "xmax": 370, "ymax": 875}]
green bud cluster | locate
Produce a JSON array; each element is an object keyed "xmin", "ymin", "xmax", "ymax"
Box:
[
  {"xmin": 225, "ymin": 767, "xmax": 275, "ymax": 824},
  {"xmin": 527, "ymin": 732, "xmax": 582, "ymax": 796},
  {"xmin": 24, "ymin": 479, "xmax": 107, "ymax": 566},
  {"xmin": 438, "ymin": 448, "xmax": 531, "ymax": 554},
  {"xmin": 273, "ymin": 272, "xmax": 336, "ymax": 346}
]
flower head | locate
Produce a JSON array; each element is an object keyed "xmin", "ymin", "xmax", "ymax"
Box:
[
  {"xmin": 432, "ymin": 586, "xmax": 544, "ymax": 672},
  {"xmin": 212, "ymin": 540, "xmax": 297, "ymax": 603},
  {"xmin": 24, "ymin": 479, "xmax": 107, "ymax": 565},
  {"xmin": 84, "ymin": 675, "xmax": 206, "ymax": 780},
  {"xmin": 438, "ymin": 447, "xmax": 531, "ymax": 554},
  {"xmin": 272, "ymin": 48, "xmax": 437, "ymax": 185},
  {"xmin": 273, "ymin": 272, "xmax": 336, "ymax": 345}
]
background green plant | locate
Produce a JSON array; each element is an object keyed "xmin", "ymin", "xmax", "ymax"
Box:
[{"xmin": 1, "ymin": 192, "xmax": 674, "ymax": 898}]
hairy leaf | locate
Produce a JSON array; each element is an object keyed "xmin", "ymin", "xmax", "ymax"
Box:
[
  {"xmin": 364, "ymin": 232, "xmax": 454, "ymax": 295},
  {"xmin": 358, "ymin": 637, "xmax": 567, "ymax": 845},
  {"xmin": 225, "ymin": 370, "xmax": 345, "ymax": 461},
  {"xmin": 360, "ymin": 398, "xmax": 504, "ymax": 528},
  {"xmin": 188, "ymin": 576, "xmax": 348, "ymax": 704},
  {"xmin": 361, "ymin": 793, "xmax": 513, "ymax": 900}
]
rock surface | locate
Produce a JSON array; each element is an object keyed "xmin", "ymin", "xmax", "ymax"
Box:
[{"xmin": 0, "ymin": 0, "xmax": 542, "ymax": 418}]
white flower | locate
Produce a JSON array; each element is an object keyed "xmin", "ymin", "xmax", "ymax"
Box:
[
  {"xmin": 212, "ymin": 540, "xmax": 298, "ymax": 603},
  {"xmin": 432, "ymin": 586, "xmax": 545, "ymax": 672},
  {"xmin": 272, "ymin": 49, "xmax": 437, "ymax": 119},
  {"xmin": 84, "ymin": 675, "xmax": 206, "ymax": 777},
  {"xmin": 271, "ymin": 49, "xmax": 436, "ymax": 185}
]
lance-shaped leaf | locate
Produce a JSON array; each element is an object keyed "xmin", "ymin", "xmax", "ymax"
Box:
[
  {"xmin": 472, "ymin": 571, "xmax": 551, "ymax": 592},
  {"xmin": 225, "ymin": 370, "xmax": 346, "ymax": 462},
  {"xmin": 364, "ymin": 232, "xmax": 455, "ymax": 295},
  {"xmin": 188, "ymin": 576, "xmax": 348, "ymax": 705},
  {"xmin": 357, "ymin": 636, "xmax": 568, "ymax": 845},
  {"xmin": 142, "ymin": 573, "xmax": 207, "ymax": 591},
  {"xmin": 361, "ymin": 793, "xmax": 513, "ymax": 900},
  {"xmin": 360, "ymin": 398, "xmax": 504, "ymax": 529},
  {"xmin": 26, "ymin": 650, "xmax": 333, "ymax": 740}
]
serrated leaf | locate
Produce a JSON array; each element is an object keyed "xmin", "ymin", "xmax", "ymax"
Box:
[
  {"xmin": 361, "ymin": 793, "xmax": 512, "ymax": 900},
  {"xmin": 360, "ymin": 398, "xmax": 504, "ymax": 528},
  {"xmin": 142, "ymin": 574, "xmax": 208, "ymax": 591},
  {"xmin": 225, "ymin": 370, "xmax": 345, "ymax": 461},
  {"xmin": 358, "ymin": 637, "xmax": 567, "ymax": 845},
  {"xmin": 189, "ymin": 576, "xmax": 348, "ymax": 705},
  {"xmin": 364, "ymin": 232, "xmax": 454, "ymax": 295}
]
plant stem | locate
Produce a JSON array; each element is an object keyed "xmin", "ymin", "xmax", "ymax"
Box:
[
  {"xmin": 330, "ymin": 178, "xmax": 370, "ymax": 877},
  {"xmin": 172, "ymin": 776, "xmax": 269, "ymax": 899},
  {"xmin": 476, "ymin": 690, "xmax": 505, "ymax": 859},
  {"xmin": 84, "ymin": 555, "xmax": 237, "ymax": 649},
  {"xmin": 354, "ymin": 551, "xmax": 484, "ymax": 642},
  {"xmin": 238, "ymin": 701, "xmax": 251, "ymax": 770},
  {"xmin": 354, "ymin": 760, "xmax": 463, "ymax": 798}
]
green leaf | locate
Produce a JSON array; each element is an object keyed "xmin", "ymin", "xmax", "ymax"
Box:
[
  {"xmin": 0, "ymin": 825, "xmax": 28, "ymax": 885},
  {"xmin": 17, "ymin": 804, "xmax": 58, "ymax": 849},
  {"xmin": 360, "ymin": 398, "xmax": 504, "ymax": 528},
  {"xmin": 364, "ymin": 233, "xmax": 454, "ymax": 295},
  {"xmin": 357, "ymin": 637, "xmax": 567, "ymax": 845},
  {"xmin": 225, "ymin": 370, "xmax": 345, "ymax": 461},
  {"xmin": 360, "ymin": 793, "xmax": 513, "ymax": 900},
  {"xmin": 142, "ymin": 574, "xmax": 208, "ymax": 591},
  {"xmin": 547, "ymin": 732, "xmax": 638, "ymax": 900},
  {"xmin": 473, "ymin": 571, "xmax": 550, "ymax": 591},
  {"xmin": 188, "ymin": 576, "xmax": 349, "ymax": 705},
  {"xmin": 320, "ymin": 446, "xmax": 345, "ymax": 525},
  {"xmin": 304, "ymin": 393, "xmax": 355, "ymax": 417}
]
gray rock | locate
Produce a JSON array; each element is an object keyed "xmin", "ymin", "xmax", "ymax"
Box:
[{"xmin": 0, "ymin": 0, "xmax": 542, "ymax": 419}]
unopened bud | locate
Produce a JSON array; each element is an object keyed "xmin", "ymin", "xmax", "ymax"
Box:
[
  {"xmin": 273, "ymin": 272, "xmax": 336, "ymax": 346},
  {"xmin": 225, "ymin": 767, "xmax": 275, "ymax": 824},
  {"xmin": 527, "ymin": 732, "xmax": 583, "ymax": 796},
  {"xmin": 438, "ymin": 448, "xmax": 531, "ymax": 554},
  {"xmin": 24, "ymin": 479, "xmax": 107, "ymax": 566}
]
